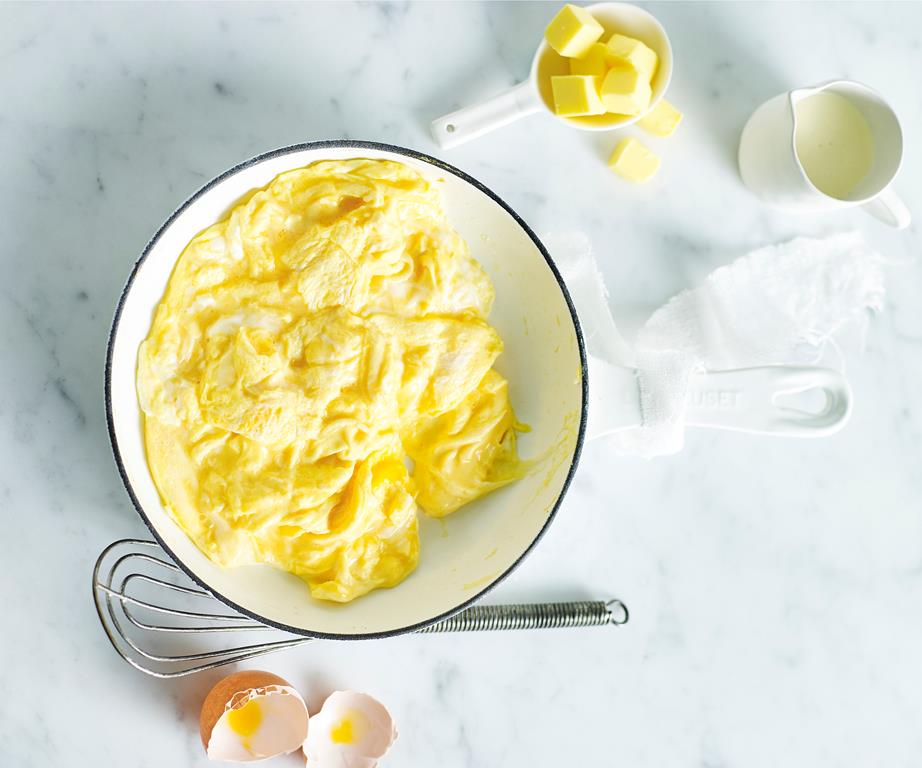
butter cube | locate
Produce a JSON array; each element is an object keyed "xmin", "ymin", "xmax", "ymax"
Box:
[
  {"xmin": 551, "ymin": 75, "xmax": 605, "ymax": 116},
  {"xmin": 545, "ymin": 4, "xmax": 605, "ymax": 58},
  {"xmin": 606, "ymin": 33, "xmax": 658, "ymax": 80},
  {"xmin": 608, "ymin": 137, "xmax": 660, "ymax": 182},
  {"xmin": 600, "ymin": 65, "xmax": 652, "ymax": 115},
  {"xmin": 569, "ymin": 42, "xmax": 610, "ymax": 78},
  {"xmin": 638, "ymin": 98, "xmax": 683, "ymax": 137}
]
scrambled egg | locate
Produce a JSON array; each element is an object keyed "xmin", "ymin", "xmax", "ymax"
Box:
[{"xmin": 138, "ymin": 159, "xmax": 525, "ymax": 603}]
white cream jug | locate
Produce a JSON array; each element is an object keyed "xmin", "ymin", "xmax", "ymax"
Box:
[{"xmin": 738, "ymin": 80, "xmax": 910, "ymax": 229}]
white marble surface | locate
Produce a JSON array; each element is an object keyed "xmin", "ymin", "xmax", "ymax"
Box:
[{"xmin": 2, "ymin": 2, "xmax": 921, "ymax": 766}]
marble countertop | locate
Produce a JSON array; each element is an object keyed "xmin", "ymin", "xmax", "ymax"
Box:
[{"xmin": 2, "ymin": 2, "xmax": 921, "ymax": 766}]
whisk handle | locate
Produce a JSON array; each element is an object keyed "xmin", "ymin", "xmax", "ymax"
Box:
[{"xmin": 417, "ymin": 600, "xmax": 628, "ymax": 633}]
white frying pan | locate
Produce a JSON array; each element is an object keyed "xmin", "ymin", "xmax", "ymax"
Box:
[{"xmin": 106, "ymin": 140, "xmax": 850, "ymax": 640}]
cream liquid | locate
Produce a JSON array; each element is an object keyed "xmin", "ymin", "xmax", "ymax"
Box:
[{"xmin": 794, "ymin": 91, "xmax": 874, "ymax": 199}]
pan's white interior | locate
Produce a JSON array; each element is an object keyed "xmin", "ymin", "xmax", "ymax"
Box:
[{"xmin": 108, "ymin": 144, "xmax": 584, "ymax": 637}]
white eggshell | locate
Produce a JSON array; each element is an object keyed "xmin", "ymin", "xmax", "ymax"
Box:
[
  {"xmin": 207, "ymin": 685, "xmax": 309, "ymax": 763},
  {"xmin": 303, "ymin": 691, "xmax": 397, "ymax": 767}
]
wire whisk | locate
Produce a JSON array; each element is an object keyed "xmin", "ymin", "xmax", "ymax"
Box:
[{"xmin": 93, "ymin": 539, "xmax": 629, "ymax": 678}]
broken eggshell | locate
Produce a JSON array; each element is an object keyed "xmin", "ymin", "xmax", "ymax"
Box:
[
  {"xmin": 200, "ymin": 670, "xmax": 309, "ymax": 763},
  {"xmin": 303, "ymin": 690, "xmax": 397, "ymax": 768}
]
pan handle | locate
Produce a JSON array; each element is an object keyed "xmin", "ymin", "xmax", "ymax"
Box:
[
  {"xmin": 585, "ymin": 356, "xmax": 644, "ymax": 439},
  {"xmin": 587, "ymin": 356, "xmax": 853, "ymax": 439},
  {"xmin": 685, "ymin": 365, "xmax": 852, "ymax": 436}
]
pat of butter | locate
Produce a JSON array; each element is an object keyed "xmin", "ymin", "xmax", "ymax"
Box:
[
  {"xmin": 608, "ymin": 137, "xmax": 660, "ymax": 182},
  {"xmin": 638, "ymin": 98, "xmax": 683, "ymax": 137},
  {"xmin": 551, "ymin": 75, "xmax": 605, "ymax": 116},
  {"xmin": 600, "ymin": 65, "xmax": 651, "ymax": 116},
  {"xmin": 545, "ymin": 4, "xmax": 604, "ymax": 58},
  {"xmin": 569, "ymin": 42, "xmax": 610, "ymax": 78},
  {"xmin": 606, "ymin": 33, "xmax": 658, "ymax": 80}
]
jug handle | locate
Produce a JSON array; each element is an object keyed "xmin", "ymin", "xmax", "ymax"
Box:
[{"xmin": 863, "ymin": 187, "xmax": 911, "ymax": 229}]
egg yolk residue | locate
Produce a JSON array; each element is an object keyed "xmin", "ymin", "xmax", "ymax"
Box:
[
  {"xmin": 227, "ymin": 699, "xmax": 262, "ymax": 741},
  {"xmin": 137, "ymin": 158, "xmax": 525, "ymax": 603},
  {"xmin": 330, "ymin": 711, "xmax": 360, "ymax": 744}
]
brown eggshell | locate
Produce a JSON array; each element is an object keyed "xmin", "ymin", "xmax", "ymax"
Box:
[{"xmin": 199, "ymin": 670, "xmax": 294, "ymax": 750}]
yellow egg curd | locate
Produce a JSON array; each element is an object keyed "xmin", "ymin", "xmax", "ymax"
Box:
[{"xmin": 137, "ymin": 159, "xmax": 526, "ymax": 603}]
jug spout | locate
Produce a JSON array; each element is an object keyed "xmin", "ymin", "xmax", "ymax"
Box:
[
  {"xmin": 790, "ymin": 85, "xmax": 823, "ymax": 106},
  {"xmin": 789, "ymin": 79, "xmax": 845, "ymax": 106}
]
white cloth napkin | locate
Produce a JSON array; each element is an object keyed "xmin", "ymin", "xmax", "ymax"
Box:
[{"xmin": 545, "ymin": 231, "xmax": 885, "ymax": 458}]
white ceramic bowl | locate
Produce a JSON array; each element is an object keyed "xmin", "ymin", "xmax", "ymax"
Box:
[
  {"xmin": 431, "ymin": 2, "xmax": 674, "ymax": 149},
  {"xmin": 106, "ymin": 141, "xmax": 587, "ymax": 639},
  {"xmin": 534, "ymin": 1, "xmax": 674, "ymax": 130}
]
